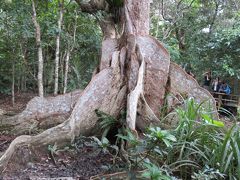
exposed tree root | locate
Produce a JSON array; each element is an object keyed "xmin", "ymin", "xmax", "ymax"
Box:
[
  {"xmin": 126, "ymin": 59, "xmax": 145, "ymax": 130},
  {"xmin": 0, "ymin": 121, "xmax": 71, "ymax": 172},
  {"xmin": 0, "ymin": 90, "xmax": 81, "ymax": 135},
  {"xmin": 137, "ymin": 94, "xmax": 165, "ymax": 130},
  {"xmin": 136, "ymin": 36, "xmax": 170, "ymax": 117},
  {"xmin": 0, "ymin": 48, "xmax": 125, "ymax": 173},
  {"xmin": 168, "ymin": 62, "xmax": 219, "ymax": 119},
  {"xmin": 0, "ymin": 35, "xmax": 218, "ymax": 173}
]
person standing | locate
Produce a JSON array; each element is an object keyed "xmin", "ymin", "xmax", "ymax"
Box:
[
  {"xmin": 203, "ymin": 70, "xmax": 212, "ymax": 91},
  {"xmin": 212, "ymin": 77, "xmax": 220, "ymax": 92}
]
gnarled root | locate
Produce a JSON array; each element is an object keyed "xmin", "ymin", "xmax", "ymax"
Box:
[
  {"xmin": 168, "ymin": 62, "xmax": 218, "ymax": 119},
  {"xmin": 0, "ymin": 35, "xmax": 218, "ymax": 174},
  {"xmin": 0, "ymin": 121, "xmax": 71, "ymax": 172},
  {"xmin": 0, "ymin": 48, "xmax": 125, "ymax": 173},
  {"xmin": 126, "ymin": 35, "xmax": 171, "ymax": 132},
  {"xmin": 0, "ymin": 90, "xmax": 82, "ymax": 135}
]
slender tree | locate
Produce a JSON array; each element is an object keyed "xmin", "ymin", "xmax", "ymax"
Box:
[
  {"xmin": 31, "ymin": 0, "xmax": 44, "ymax": 97},
  {"xmin": 63, "ymin": 11, "xmax": 77, "ymax": 94},
  {"xmin": 11, "ymin": 59, "xmax": 15, "ymax": 107},
  {"xmin": 54, "ymin": 0, "xmax": 64, "ymax": 96}
]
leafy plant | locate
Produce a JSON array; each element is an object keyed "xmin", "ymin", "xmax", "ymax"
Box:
[
  {"xmin": 95, "ymin": 109, "xmax": 119, "ymax": 139},
  {"xmin": 145, "ymin": 127, "xmax": 176, "ymax": 148},
  {"xmin": 212, "ymin": 124, "xmax": 240, "ymax": 179},
  {"xmin": 95, "ymin": 109, "xmax": 128, "ymax": 142},
  {"xmin": 117, "ymin": 129, "xmax": 140, "ymax": 147},
  {"xmin": 163, "ymin": 98, "xmax": 225, "ymax": 178},
  {"xmin": 191, "ymin": 165, "xmax": 225, "ymax": 180},
  {"xmin": 141, "ymin": 163, "xmax": 171, "ymax": 180},
  {"xmin": 201, "ymin": 113, "xmax": 224, "ymax": 127},
  {"xmin": 92, "ymin": 99, "xmax": 239, "ymax": 179},
  {"xmin": 48, "ymin": 143, "xmax": 70, "ymax": 166},
  {"xmin": 92, "ymin": 137, "xmax": 112, "ymax": 153}
]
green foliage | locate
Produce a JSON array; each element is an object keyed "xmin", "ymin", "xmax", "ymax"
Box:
[
  {"xmin": 165, "ymin": 99, "xmax": 223, "ymax": 178},
  {"xmin": 117, "ymin": 129, "xmax": 140, "ymax": 147},
  {"xmin": 145, "ymin": 127, "xmax": 176, "ymax": 148},
  {"xmin": 96, "ymin": 110, "xmax": 118, "ymax": 129},
  {"xmin": 141, "ymin": 163, "xmax": 171, "ymax": 180},
  {"xmin": 80, "ymin": 99, "xmax": 239, "ymax": 179},
  {"xmin": 0, "ymin": 0, "xmax": 101, "ymax": 95},
  {"xmin": 114, "ymin": 126, "xmax": 177, "ymax": 175},
  {"xmin": 200, "ymin": 28, "xmax": 240, "ymax": 78},
  {"xmin": 212, "ymin": 125, "xmax": 240, "ymax": 179},
  {"xmin": 92, "ymin": 137, "xmax": 111, "ymax": 152},
  {"xmin": 201, "ymin": 114, "xmax": 224, "ymax": 127},
  {"xmin": 167, "ymin": 99, "xmax": 239, "ymax": 179},
  {"xmin": 110, "ymin": 98, "xmax": 239, "ymax": 179},
  {"xmin": 95, "ymin": 109, "xmax": 126, "ymax": 140},
  {"xmin": 151, "ymin": 0, "xmax": 240, "ymax": 80},
  {"xmin": 191, "ymin": 165, "xmax": 226, "ymax": 180}
]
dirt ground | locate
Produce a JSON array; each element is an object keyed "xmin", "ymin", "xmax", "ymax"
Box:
[
  {"xmin": 0, "ymin": 93, "xmax": 122, "ymax": 179},
  {"xmin": 0, "ymin": 92, "xmax": 36, "ymax": 114},
  {"xmin": 0, "ymin": 138, "xmax": 119, "ymax": 180}
]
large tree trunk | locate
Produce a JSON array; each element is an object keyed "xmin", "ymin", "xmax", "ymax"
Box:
[
  {"xmin": 32, "ymin": 0, "xmax": 44, "ymax": 97},
  {"xmin": 0, "ymin": 0, "xmax": 218, "ymax": 173}
]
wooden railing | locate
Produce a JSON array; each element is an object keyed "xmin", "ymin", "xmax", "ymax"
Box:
[{"xmin": 211, "ymin": 92, "xmax": 240, "ymax": 110}]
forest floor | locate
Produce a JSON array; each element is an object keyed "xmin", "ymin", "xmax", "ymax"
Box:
[
  {"xmin": 0, "ymin": 136, "xmax": 120, "ymax": 179},
  {"xmin": 0, "ymin": 93, "xmax": 121, "ymax": 179},
  {"xmin": 0, "ymin": 92, "xmax": 237, "ymax": 179},
  {"xmin": 0, "ymin": 92, "xmax": 36, "ymax": 114}
]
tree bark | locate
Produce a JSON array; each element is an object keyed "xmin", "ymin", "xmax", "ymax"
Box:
[
  {"xmin": 11, "ymin": 60, "xmax": 15, "ymax": 107},
  {"xmin": 54, "ymin": 0, "xmax": 64, "ymax": 96},
  {"xmin": 0, "ymin": 90, "xmax": 82, "ymax": 135},
  {"xmin": 63, "ymin": 10, "xmax": 77, "ymax": 94},
  {"xmin": 63, "ymin": 50, "xmax": 70, "ymax": 94},
  {"xmin": 32, "ymin": 0, "xmax": 44, "ymax": 97},
  {"xmin": 0, "ymin": 0, "xmax": 218, "ymax": 173},
  {"xmin": 124, "ymin": 0, "xmax": 151, "ymax": 35},
  {"xmin": 209, "ymin": 0, "xmax": 219, "ymax": 34}
]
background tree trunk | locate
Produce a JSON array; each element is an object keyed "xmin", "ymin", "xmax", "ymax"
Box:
[
  {"xmin": 54, "ymin": 0, "xmax": 64, "ymax": 96},
  {"xmin": 11, "ymin": 60, "xmax": 15, "ymax": 107},
  {"xmin": 32, "ymin": 0, "xmax": 44, "ymax": 97},
  {"xmin": 63, "ymin": 50, "xmax": 70, "ymax": 94},
  {"xmin": 63, "ymin": 11, "xmax": 77, "ymax": 94}
]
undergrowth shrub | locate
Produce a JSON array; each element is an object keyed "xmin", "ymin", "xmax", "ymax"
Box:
[{"xmin": 94, "ymin": 98, "xmax": 240, "ymax": 179}]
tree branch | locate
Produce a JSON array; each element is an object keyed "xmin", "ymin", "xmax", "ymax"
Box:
[
  {"xmin": 75, "ymin": 0, "xmax": 108, "ymax": 13},
  {"xmin": 209, "ymin": 0, "xmax": 219, "ymax": 34},
  {"xmin": 178, "ymin": 0, "xmax": 196, "ymax": 12},
  {"xmin": 160, "ymin": 0, "xmax": 173, "ymax": 22}
]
